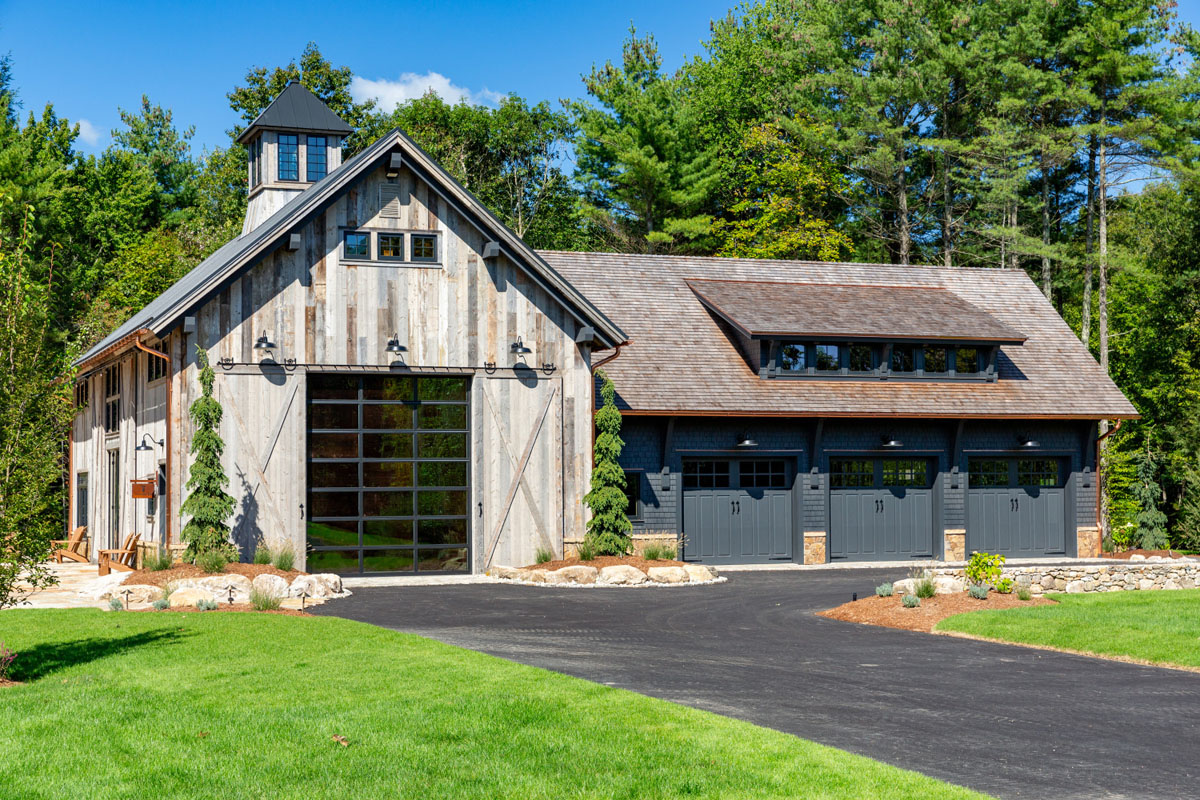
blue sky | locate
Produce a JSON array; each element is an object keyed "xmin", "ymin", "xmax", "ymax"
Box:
[
  {"xmin": 3, "ymin": 0, "xmax": 1197, "ymax": 156},
  {"xmin": 0, "ymin": 0, "xmax": 732, "ymax": 154}
]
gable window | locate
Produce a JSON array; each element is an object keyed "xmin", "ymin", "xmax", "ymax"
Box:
[
  {"xmin": 343, "ymin": 231, "xmax": 370, "ymax": 261},
  {"xmin": 379, "ymin": 233, "xmax": 405, "ymax": 261},
  {"xmin": 923, "ymin": 346, "xmax": 948, "ymax": 373},
  {"xmin": 278, "ymin": 134, "xmax": 299, "ymax": 181},
  {"xmin": 954, "ymin": 347, "xmax": 979, "ymax": 375},
  {"xmin": 814, "ymin": 344, "xmax": 840, "ymax": 371},
  {"xmin": 103, "ymin": 365, "xmax": 121, "ymax": 434},
  {"xmin": 411, "ymin": 233, "xmax": 438, "ymax": 262},
  {"xmin": 891, "ymin": 345, "xmax": 915, "ymax": 373},
  {"xmin": 306, "ymin": 136, "xmax": 327, "ymax": 181},
  {"xmin": 779, "ymin": 343, "xmax": 806, "ymax": 372},
  {"xmin": 623, "ymin": 470, "xmax": 642, "ymax": 520},
  {"xmin": 849, "ymin": 344, "xmax": 874, "ymax": 372}
]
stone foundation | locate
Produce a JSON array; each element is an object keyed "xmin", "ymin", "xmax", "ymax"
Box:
[
  {"xmin": 803, "ymin": 532, "xmax": 827, "ymax": 564},
  {"xmin": 1076, "ymin": 526, "xmax": 1101, "ymax": 559},
  {"xmin": 943, "ymin": 530, "xmax": 966, "ymax": 562},
  {"xmin": 931, "ymin": 559, "xmax": 1199, "ymax": 594}
]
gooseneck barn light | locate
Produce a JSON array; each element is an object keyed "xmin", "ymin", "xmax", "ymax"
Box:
[
  {"xmin": 880, "ymin": 434, "xmax": 904, "ymax": 449},
  {"xmin": 510, "ymin": 337, "xmax": 533, "ymax": 357},
  {"xmin": 385, "ymin": 334, "xmax": 407, "ymax": 355}
]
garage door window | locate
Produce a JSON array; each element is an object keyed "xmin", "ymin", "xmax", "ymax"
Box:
[
  {"xmin": 968, "ymin": 459, "xmax": 1009, "ymax": 487},
  {"xmin": 684, "ymin": 460, "xmax": 730, "ymax": 489},
  {"xmin": 739, "ymin": 460, "xmax": 788, "ymax": 488},
  {"xmin": 831, "ymin": 458, "xmax": 873, "ymax": 488},
  {"xmin": 1018, "ymin": 459, "xmax": 1061, "ymax": 487},
  {"xmin": 882, "ymin": 459, "xmax": 929, "ymax": 487}
]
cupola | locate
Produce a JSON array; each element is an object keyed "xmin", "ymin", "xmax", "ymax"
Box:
[{"xmin": 237, "ymin": 81, "xmax": 353, "ymax": 233}]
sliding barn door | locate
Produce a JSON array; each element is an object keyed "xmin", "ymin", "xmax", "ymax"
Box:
[
  {"xmin": 215, "ymin": 368, "xmax": 305, "ymax": 562},
  {"xmin": 475, "ymin": 375, "xmax": 563, "ymax": 570}
]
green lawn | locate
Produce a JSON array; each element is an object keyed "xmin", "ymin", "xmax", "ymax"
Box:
[
  {"xmin": 937, "ymin": 589, "xmax": 1200, "ymax": 669},
  {"xmin": 0, "ymin": 610, "xmax": 989, "ymax": 800}
]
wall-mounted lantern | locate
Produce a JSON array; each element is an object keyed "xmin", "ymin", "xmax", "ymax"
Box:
[
  {"xmin": 385, "ymin": 334, "xmax": 407, "ymax": 356},
  {"xmin": 254, "ymin": 332, "xmax": 296, "ymax": 370},
  {"xmin": 736, "ymin": 433, "xmax": 758, "ymax": 448},
  {"xmin": 135, "ymin": 433, "xmax": 164, "ymax": 452},
  {"xmin": 880, "ymin": 434, "xmax": 904, "ymax": 449},
  {"xmin": 1017, "ymin": 435, "xmax": 1041, "ymax": 449}
]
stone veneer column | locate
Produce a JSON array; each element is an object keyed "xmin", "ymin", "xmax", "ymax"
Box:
[
  {"xmin": 943, "ymin": 529, "xmax": 966, "ymax": 562},
  {"xmin": 803, "ymin": 532, "xmax": 827, "ymax": 564},
  {"xmin": 1076, "ymin": 526, "xmax": 1101, "ymax": 558}
]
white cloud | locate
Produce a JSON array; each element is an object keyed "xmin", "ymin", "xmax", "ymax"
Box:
[
  {"xmin": 76, "ymin": 118, "xmax": 103, "ymax": 147},
  {"xmin": 350, "ymin": 72, "xmax": 505, "ymax": 110}
]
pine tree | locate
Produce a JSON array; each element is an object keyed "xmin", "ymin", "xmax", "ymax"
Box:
[
  {"xmin": 1133, "ymin": 447, "xmax": 1168, "ymax": 550},
  {"xmin": 179, "ymin": 347, "xmax": 236, "ymax": 561},
  {"xmin": 583, "ymin": 370, "xmax": 632, "ymax": 556}
]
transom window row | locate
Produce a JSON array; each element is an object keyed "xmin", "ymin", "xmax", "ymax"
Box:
[
  {"xmin": 768, "ymin": 342, "xmax": 993, "ymax": 378},
  {"xmin": 343, "ymin": 229, "xmax": 439, "ymax": 264}
]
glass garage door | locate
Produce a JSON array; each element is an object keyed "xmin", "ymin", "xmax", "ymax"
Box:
[{"xmin": 307, "ymin": 374, "xmax": 470, "ymax": 574}]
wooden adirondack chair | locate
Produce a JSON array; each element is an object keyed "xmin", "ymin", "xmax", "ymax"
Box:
[
  {"xmin": 52, "ymin": 526, "xmax": 88, "ymax": 563},
  {"xmin": 98, "ymin": 533, "xmax": 140, "ymax": 576}
]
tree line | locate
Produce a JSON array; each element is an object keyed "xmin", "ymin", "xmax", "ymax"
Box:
[{"xmin": 1, "ymin": 0, "xmax": 1198, "ymax": 566}]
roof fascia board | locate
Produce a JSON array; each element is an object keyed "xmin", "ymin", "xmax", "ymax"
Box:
[{"xmin": 614, "ymin": 408, "xmax": 1142, "ymax": 420}]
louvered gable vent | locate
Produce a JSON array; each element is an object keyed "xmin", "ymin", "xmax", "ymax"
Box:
[{"xmin": 380, "ymin": 184, "xmax": 404, "ymax": 218}]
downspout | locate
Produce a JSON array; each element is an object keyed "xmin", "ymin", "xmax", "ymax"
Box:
[
  {"xmin": 590, "ymin": 340, "xmax": 629, "ymax": 373},
  {"xmin": 135, "ymin": 338, "xmax": 171, "ymax": 549},
  {"xmin": 1094, "ymin": 418, "xmax": 1122, "ymax": 549}
]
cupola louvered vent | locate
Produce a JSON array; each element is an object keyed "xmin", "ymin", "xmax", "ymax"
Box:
[{"xmin": 380, "ymin": 184, "xmax": 404, "ymax": 218}]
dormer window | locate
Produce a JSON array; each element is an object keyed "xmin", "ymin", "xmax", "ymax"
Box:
[
  {"xmin": 891, "ymin": 346, "xmax": 915, "ymax": 373},
  {"xmin": 814, "ymin": 344, "xmax": 840, "ymax": 371},
  {"xmin": 307, "ymin": 136, "xmax": 327, "ymax": 181},
  {"xmin": 923, "ymin": 346, "xmax": 948, "ymax": 374},
  {"xmin": 779, "ymin": 344, "xmax": 806, "ymax": 371},
  {"xmin": 849, "ymin": 344, "xmax": 874, "ymax": 372},
  {"xmin": 278, "ymin": 134, "xmax": 299, "ymax": 181},
  {"xmin": 955, "ymin": 347, "xmax": 980, "ymax": 375}
]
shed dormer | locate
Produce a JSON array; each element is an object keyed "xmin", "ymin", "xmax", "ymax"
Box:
[{"xmin": 238, "ymin": 81, "xmax": 354, "ymax": 233}]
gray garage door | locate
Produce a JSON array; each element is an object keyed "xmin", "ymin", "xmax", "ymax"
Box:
[
  {"xmin": 829, "ymin": 457, "xmax": 935, "ymax": 561},
  {"xmin": 967, "ymin": 458, "xmax": 1066, "ymax": 556},
  {"xmin": 682, "ymin": 459, "xmax": 793, "ymax": 564}
]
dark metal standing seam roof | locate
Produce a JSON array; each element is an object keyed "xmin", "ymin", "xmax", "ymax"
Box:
[
  {"xmin": 685, "ymin": 278, "xmax": 1028, "ymax": 343},
  {"xmin": 235, "ymin": 81, "xmax": 354, "ymax": 144},
  {"xmin": 76, "ymin": 128, "xmax": 626, "ymax": 368}
]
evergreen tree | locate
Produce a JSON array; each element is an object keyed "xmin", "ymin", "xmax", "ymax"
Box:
[
  {"xmin": 179, "ymin": 348, "xmax": 236, "ymax": 561},
  {"xmin": 583, "ymin": 370, "xmax": 632, "ymax": 556},
  {"xmin": 1133, "ymin": 447, "xmax": 1168, "ymax": 550}
]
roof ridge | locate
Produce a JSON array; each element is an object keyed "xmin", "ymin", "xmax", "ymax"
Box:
[{"xmin": 536, "ymin": 249, "xmax": 1030, "ymax": 275}]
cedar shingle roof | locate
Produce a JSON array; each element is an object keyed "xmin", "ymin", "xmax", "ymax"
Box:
[
  {"xmin": 541, "ymin": 251, "xmax": 1138, "ymax": 419},
  {"xmin": 686, "ymin": 278, "xmax": 1027, "ymax": 343}
]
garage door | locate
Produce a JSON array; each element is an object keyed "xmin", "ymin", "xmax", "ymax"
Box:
[
  {"xmin": 682, "ymin": 459, "xmax": 792, "ymax": 564},
  {"xmin": 829, "ymin": 457, "xmax": 935, "ymax": 561},
  {"xmin": 306, "ymin": 374, "xmax": 470, "ymax": 575},
  {"xmin": 967, "ymin": 458, "xmax": 1066, "ymax": 556}
]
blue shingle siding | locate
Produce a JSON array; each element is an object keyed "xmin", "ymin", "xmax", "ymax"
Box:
[{"xmin": 617, "ymin": 415, "xmax": 1092, "ymax": 560}]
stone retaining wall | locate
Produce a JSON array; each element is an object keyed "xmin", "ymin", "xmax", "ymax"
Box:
[{"xmin": 931, "ymin": 560, "xmax": 1200, "ymax": 594}]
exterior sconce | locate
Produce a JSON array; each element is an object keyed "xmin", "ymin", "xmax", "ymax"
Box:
[
  {"xmin": 254, "ymin": 332, "xmax": 296, "ymax": 370},
  {"xmin": 136, "ymin": 433, "xmax": 164, "ymax": 452},
  {"xmin": 880, "ymin": 435, "xmax": 903, "ymax": 448},
  {"xmin": 510, "ymin": 337, "xmax": 532, "ymax": 359},
  {"xmin": 1018, "ymin": 435, "xmax": 1041, "ymax": 449},
  {"xmin": 736, "ymin": 433, "xmax": 758, "ymax": 448},
  {"xmin": 385, "ymin": 334, "xmax": 407, "ymax": 356}
]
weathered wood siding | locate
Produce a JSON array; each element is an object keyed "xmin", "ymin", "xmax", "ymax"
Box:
[{"xmin": 160, "ymin": 161, "xmax": 594, "ymax": 569}]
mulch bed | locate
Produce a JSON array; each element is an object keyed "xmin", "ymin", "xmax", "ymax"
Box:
[
  {"xmin": 122, "ymin": 562, "xmax": 303, "ymax": 588},
  {"xmin": 819, "ymin": 592, "xmax": 1056, "ymax": 633},
  {"xmin": 521, "ymin": 555, "xmax": 688, "ymax": 572},
  {"xmin": 0, "ymin": 678, "xmax": 21, "ymax": 689},
  {"xmin": 1101, "ymin": 548, "xmax": 1193, "ymax": 560},
  {"xmin": 130, "ymin": 603, "xmax": 311, "ymax": 617}
]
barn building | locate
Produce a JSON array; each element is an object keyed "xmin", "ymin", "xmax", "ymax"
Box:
[{"xmin": 69, "ymin": 84, "xmax": 1136, "ymax": 573}]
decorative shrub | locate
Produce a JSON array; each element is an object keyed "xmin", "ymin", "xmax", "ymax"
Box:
[
  {"xmin": 1016, "ymin": 586, "xmax": 1033, "ymax": 601},
  {"xmin": 179, "ymin": 348, "xmax": 238, "ymax": 562},
  {"xmin": 151, "ymin": 597, "xmax": 170, "ymax": 611},
  {"xmin": 249, "ymin": 587, "xmax": 282, "ymax": 611},
  {"xmin": 196, "ymin": 550, "xmax": 228, "ymax": 574},
  {"xmin": 914, "ymin": 574, "xmax": 936, "ymax": 599},
  {"xmin": 875, "ymin": 582, "xmax": 893, "ymax": 597},
  {"xmin": 271, "ymin": 546, "xmax": 295, "ymax": 572},
  {"xmin": 575, "ymin": 539, "xmax": 597, "ymax": 562},
  {"xmin": 968, "ymin": 584, "xmax": 989, "ymax": 600},
  {"xmin": 582, "ymin": 370, "xmax": 632, "ymax": 556},
  {"xmin": 995, "ymin": 577, "xmax": 1014, "ymax": 594},
  {"xmin": 641, "ymin": 542, "xmax": 676, "ymax": 561},
  {"xmin": 901, "ymin": 594, "xmax": 920, "ymax": 608},
  {"xmin": 0, "ymin": 640, "xmax": 14, "ymax": 681},
  {"xmin": 965, "ymin": 551, "xmax": 1006, "ymax": 587},
  {"xmin": 534, "ymin": 547, "xmax": 553, "ymax": 564},
  {"xmin": 195, "ymin": 598, "xmax": 219, "ymax": 612},
  {"xmin": 252, "ymin": 545, "xmax": 272, "ymax": 565},
  {"xmin": 108, "ymin": 596, "xmax": 123, "ymax": 611}
]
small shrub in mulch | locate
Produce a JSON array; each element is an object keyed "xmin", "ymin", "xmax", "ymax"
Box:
[
  {"xmin": 122, "ymin": 562, "xmax": 302, "ymax": 588},
  {"xmin": 820, "ymin": 592, "xmax": 1055, "ymax": 633}
]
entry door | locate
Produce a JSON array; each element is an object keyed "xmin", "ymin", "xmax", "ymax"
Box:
[
  {"xmin": 682, "ymin": 459, "xmax": 793, "ymax": 564},
  {"xmin": 967, "ymin": 458, "xmax": 1066, "ymax": 556},
  {"xmin": 829, "ymin": 457, "xmax": 935, "ymax": 560}
]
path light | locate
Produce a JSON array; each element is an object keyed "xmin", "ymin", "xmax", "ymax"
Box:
[
  {"xmin": 298, "ymin": 589, "xmax": 310, "ymax": 611},
  {"xmin": 225, "ymin": 585, "xmax": 236, "ymax": 606},
  {"xmin": 121, "ymin": 588, "xmax": 132, "ymax": 610},
  {"xmin": 852, "ymin": 592, "xmax": 857, "ymax": 603}
]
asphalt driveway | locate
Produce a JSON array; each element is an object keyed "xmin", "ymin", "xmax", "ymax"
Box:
[{"xmin": 314, "ymin": 569, "xmax": 1200, "ymax": 799}]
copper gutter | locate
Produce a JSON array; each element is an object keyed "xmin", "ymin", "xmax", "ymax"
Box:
[
  {"xmin": 76, "ymin": 328, "xmax": 155, "ymax": 374},
  {"xmin": 590, "ymin": 341, "xmax": 628, "ymax": 373},
  {"xmin": 135, "ymin": 338, "xmax": 172, "ymax": 549}
]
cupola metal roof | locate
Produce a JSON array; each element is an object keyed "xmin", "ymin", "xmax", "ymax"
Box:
[{"xmin": 235, "ymin": 81, "xmax": 353, "ymax": 144}]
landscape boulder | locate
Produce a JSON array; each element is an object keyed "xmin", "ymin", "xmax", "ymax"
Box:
[
  {"xmin": 684, "ymin": 564, "xmax": 717, "ymax": 583},
  {"xmin": 544, "ymin": 565, "xmax": 598, "ymax": 585},
  {"xmin": 487, "ymin": 565, "xmax": 523, "ymax": 580},
  {"xmin": 647, "ymin": 566, "xmax": 689, "ymax": 584},
  {"xmin": 252, "ymin": 573, "xmax": 290, "ymax": 598},
  {"xmin": 197, "ymin": 574, "xmax": 252, "ymax": 602},
  {"xmin": 168, "ymin": 587, "xmax": 215, "ymax": 608},
  {"xmin": 599, "ymin": 565, "xmax": 648, "ymax": 585}
]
